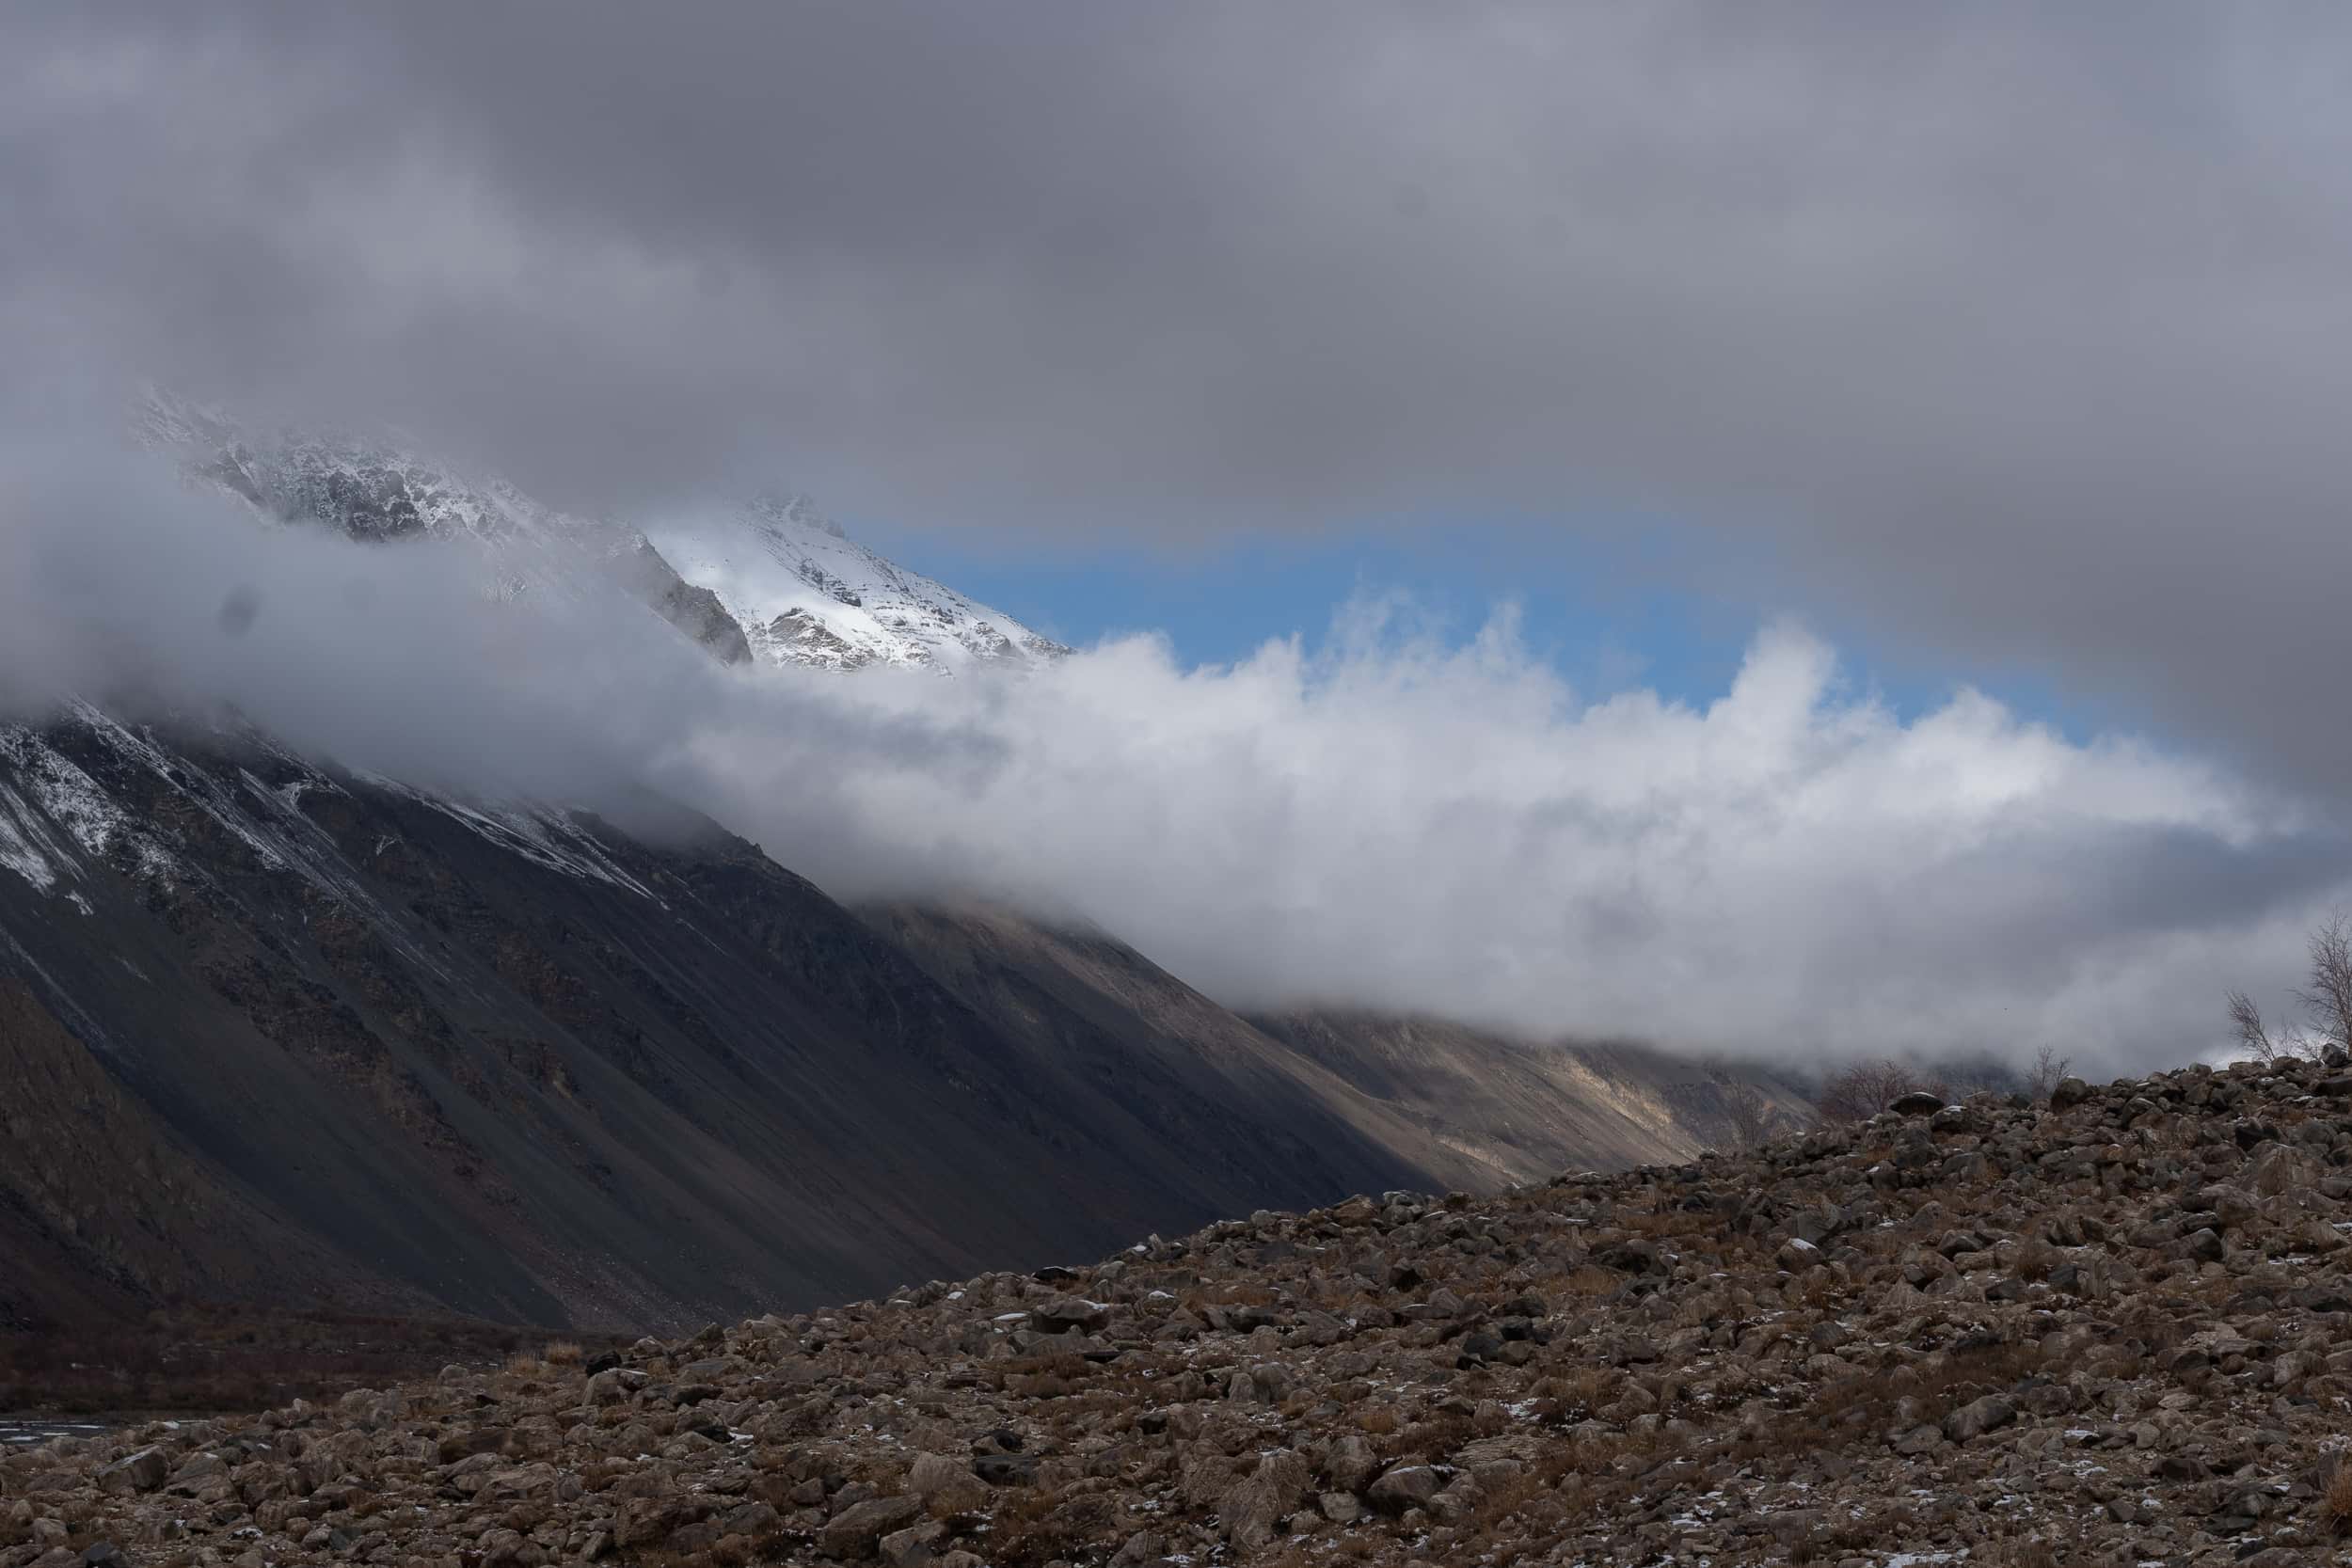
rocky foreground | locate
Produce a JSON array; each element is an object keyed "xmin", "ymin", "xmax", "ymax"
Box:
[{"xmin": 14, "ymin": 1056, "xmax": 2352, "ymax": 1568}]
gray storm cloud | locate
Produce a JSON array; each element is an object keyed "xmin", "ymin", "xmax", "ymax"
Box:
[
  {"xmin": 1, "ymin": 449, "xmax": 2342, "ymax": 1075},
  {"xmin": 9, "ymin": 3, "xmax": 2352, "ymax": 808}
]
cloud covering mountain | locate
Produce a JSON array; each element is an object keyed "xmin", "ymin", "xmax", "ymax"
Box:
[
  {"xmin": 3, "ymin": 438, "xmax": 2340, "ymax": 1072},
  {"xmin": 8, "ymin": 4, "xmax": 2352, "ymax": 1071}
]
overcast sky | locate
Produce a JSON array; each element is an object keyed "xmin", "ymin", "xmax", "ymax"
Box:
[
  {"xmin": 8, "ymin": 4, "xmax": 2352, "ymax": 1063},
  {"xmin": 14, "ymin": 4, "xmax": 2352, "ymax": 797}
]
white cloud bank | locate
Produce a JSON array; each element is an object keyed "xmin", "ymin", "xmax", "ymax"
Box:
[
  {"xmin": 697, "ymin": 606, "xmax": 2344, "ymax": 1072},
  {"xmin": 2, "ymin": 456, "xmax": 2341, "ymax": 1074}
]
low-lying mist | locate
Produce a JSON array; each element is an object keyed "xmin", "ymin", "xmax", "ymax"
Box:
[{"xmin": 3, "ymin": 444, "xmax": 2341, "ymax": 1074}]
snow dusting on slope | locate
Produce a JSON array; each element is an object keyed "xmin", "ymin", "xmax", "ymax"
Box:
[
  {"xmin": 0, "ymin": 721, "xmax": 182, "ymax": 892},
  {"xmin": 140, "ymin": 388, "xmax": 1062, "ymax": 680},
  {"xmin": 647, "ymin": 495, "xmax": 1068, "ymax": 673}
]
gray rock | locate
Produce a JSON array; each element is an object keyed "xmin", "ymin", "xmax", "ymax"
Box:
[
  {"xmin": 879, "ymin": 1519, "xmax": 946, "ymax": 1568},
  {"xmin": 1108, "ymin": 1530, "xmax": 1168, "ymax": 1568},
  {"xmin": 1219, "ymin": 1449, "xmax": 1310, "ymax": 1550},
  {"xmin": 817, "ymin": 1496, "xmax": 924, "ymax": 1560},
  {"xmin": 973, "ymin": 1451, "xmax": 1040, "ymax": 1486},
  {"xmin": 95, "ymin": 1447, "xmax": 168, "ymax": 1495},
  {"xmin": 1324, "ymin": 1433, "xmax": 1380, "ymax": 1494},
  {"xmin": 1027, "ymin": 1294, "xmax": 1111, "ymax": 1333},
  {"xmin": 1776, "ymin": 1236, "xmax": 1824, "ymax": 1271},
  {"xmin": 2192, "ymin": 1183, "xmax": 2259, "ymax": 1228},
  {"xmin": 1944, "ymin": 1395, "xmax": 2015, "ymax": 1442},
  {"xmin": 1368, "ymin": 1464, "xmax": 1446, "ymax": 1512}
]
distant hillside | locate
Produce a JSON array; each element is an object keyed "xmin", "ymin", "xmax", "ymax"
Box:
[{"xmin": 1250, "ymin": 1008, "xmax": 1812, "ymax": 1182}]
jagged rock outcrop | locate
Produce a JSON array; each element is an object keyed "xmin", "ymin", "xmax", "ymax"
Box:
[{"xmin": 15, "ymin": 1052, "xmax": 2352, "ymax": 1564}]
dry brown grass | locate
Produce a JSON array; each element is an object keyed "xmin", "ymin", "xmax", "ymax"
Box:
[
  {"xmin": 0, "ymin": 1305, "xmax": 606, "ymax": 1416},
  {"xmin": 1715, "ymin": 1337, "xmax": 2044, "ymax": 1472},
  {"xmin": 1615, "ymin": 1209, "xmax": 1717, "ymax": 1240},
  {"xmin": 1542, "ymin": 1264, "xmax": 1627, "ymax": 1299},
  {"xmin": 628, "ymin": 1528, "xmax": 803, "ymax": 1568},
  {"xmin": 1374, "ymin": 1409, "xmax": 1479, "ymax": 1463},
  {"xmin": 1532, "ymin": 1366, "xmax": 1614, "ymax": 1414},
  {"xmin": 543, "ymin": 1339, "xmax": 584, "ymax": 1365},
  {"xmin": 983, "ymin": 1483, "xmax": 1118, "ymax": 1568},
  {"xmin": 1979, "ymin": 1541, "xmax": 2062, "ymax": 1568},
  {"xmin": 1786, "ymin": 1267, "xmax": 1849, "ymax": 1308},
  {"xmin": 2326, "ymin": 1455, "xmax": 2352, "ymax": 1538}
]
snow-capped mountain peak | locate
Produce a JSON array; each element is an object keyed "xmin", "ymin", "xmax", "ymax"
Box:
[
  {"xmin": 647, "ymin": 496, "xmax": 1069, "ymax": 673},
  {"xmin": 134, "ymin": 388, "xmax": 1062, "ymax": 677}
]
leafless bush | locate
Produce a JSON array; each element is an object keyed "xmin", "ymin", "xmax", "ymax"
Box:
[
  {"xmin": 2022, "ymin": 1044, "xmax": 2072, "ymax": 1102},
  {"xmin": 2222, "ymin": 910, "xmax": 2352, "ymax": 1064},
  {"xmin": 1717, "ymin": 1080, "xmax": 1779, "ymax": 1150},
  {"xmin": 1813, "ymin": 1058, "xmax": 1944, "ymax": 1124},
  {"xmin": 2229, "ymin": 988, "xmax": 2283, "ymax": 1062},
  {"xmin": 2298, "ymin": 908, "xmax": 2352, "ymax": 1050},
  {"xmin": 2228, "ymin": 987, "xmax": 2318, "ymax": 1066}
]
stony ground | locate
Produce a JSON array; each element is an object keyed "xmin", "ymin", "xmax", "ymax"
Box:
[{"xmin": 13, "ymin": 1053, "xmax": 2352, "ymax": 1568}]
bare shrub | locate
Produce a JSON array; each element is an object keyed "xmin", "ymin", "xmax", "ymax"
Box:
[
  {"xmin": 2223, "ymin": 911, "xmax": 2352, "ymax": 1066},
  {"xmin": 2228, "ymin": 988, "xmax": 2289, "ymax": 1063},
  {"xmin": 2022, "ymin": 1044, "xmax": 2072, "ymax": 1102},
  {"xmin": 2299, "ymin": 908, "xmax": 2352, "ymax": 1050},
  {"xmin": 1813, "ymin": 1058, "xmax": 1943, "ymax": 1124},
  {"xmin": 1716, "ymin": 1079, "xmax": 1779, "ymax": 1150}
]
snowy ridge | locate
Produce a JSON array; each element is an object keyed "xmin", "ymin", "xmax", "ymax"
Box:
[
  {"xmin": 0, "ymin": 720, "xmax": 183, "ymax": 895},
  {"xmin": 138, "ymin": 388, "xmax": 1063, "ymax": 678},
  {"xmin": 0, "ymin": 707, "xmax": 660, "ymax": 923},
  {"xmin": 647, "ymin": 494, "xmax": 1070, "ymax": 673},
  {"xmin": 136, "ymin": 387, "xmax": 648, "ymax": 610},
  {"xmin": 351, "ymin": 768, "xmax": 662, "ymax": 901}
]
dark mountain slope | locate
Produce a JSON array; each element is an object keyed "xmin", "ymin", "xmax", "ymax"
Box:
[
  {"xmin": 861, "ymin": 904, "xmax": 1504, "ymax": 1198},
  {"xmin": 0, "ymin": 978, "xmax": 375, "ymax": 1333},
  {"xmin": 861, "ymin": 907, "xmax": 1802, "ymax": 1197},
  {"xmin": 0, "ymin": 710, "xmax": 1441, "ymax": 1331}
]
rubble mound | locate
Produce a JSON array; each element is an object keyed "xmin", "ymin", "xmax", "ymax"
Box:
[{"xmin": 14, "ymin": 1053, "xmax": 2352, "ymax": 1567}]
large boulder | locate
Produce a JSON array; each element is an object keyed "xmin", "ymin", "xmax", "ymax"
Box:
[
  {"xmin": 1367, "ymin": 1464, "xmax": 1446, "ymax": 1513},
  {"xmin": 1219, "ymin": 1449, "xmax": 1311, "ymax": 1550},
  {"xmin": 818, "ymin": 1496, "xmax": 925, "ymax": 1560},
  {"xmin": 95, "ymin": 1448, "xmax": 168, "ymax": 1495},
  {"xmin": 1944, "ymin": 1395, "xmax": 2016, "ymax": 1442},
  {"xmin": 1027, "ymin": 1295, "xmax": 1111, "ymax": 1333}
]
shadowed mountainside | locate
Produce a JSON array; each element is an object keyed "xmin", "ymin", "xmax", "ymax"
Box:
[
  {"xmin": 0, "ymin": 710, "xmax": 1442, "ymax": 1332},
  {"xmin": 0, "ymin": 710, "xmax": 1798, "ymax": 1338}
]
